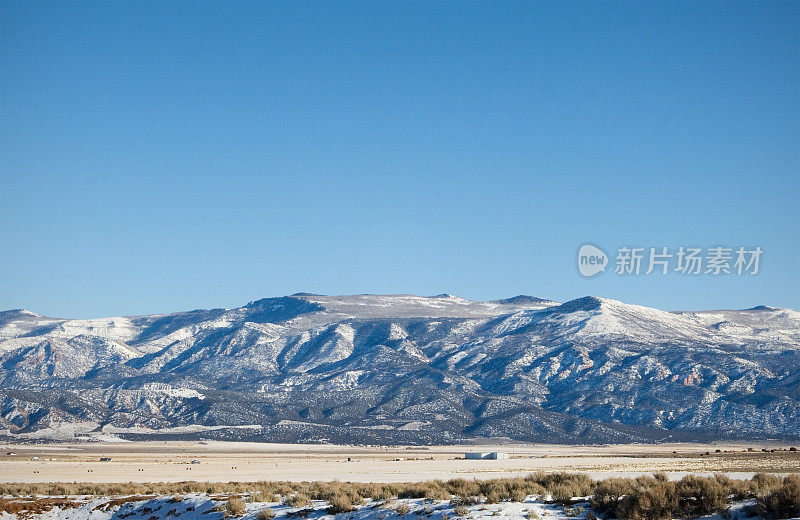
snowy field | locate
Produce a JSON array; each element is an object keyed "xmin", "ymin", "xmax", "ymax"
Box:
[{"xmin": 0, "ymin": 494, "xmax": 766, "ymax": 520}]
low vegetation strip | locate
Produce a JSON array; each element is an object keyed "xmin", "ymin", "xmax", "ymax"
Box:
[{"xmin": 0, "ymin": 473, "xmax": 797, "ymax": 519}]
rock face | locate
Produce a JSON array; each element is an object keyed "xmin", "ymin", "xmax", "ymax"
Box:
[{"xmin": 0, "ymin": 294, "xmax": 798, "ymax": 444}]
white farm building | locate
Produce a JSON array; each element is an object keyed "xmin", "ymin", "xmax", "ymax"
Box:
[{"xmin": 464, "ymin": 452, "xmax": 508, "ymax": 460}]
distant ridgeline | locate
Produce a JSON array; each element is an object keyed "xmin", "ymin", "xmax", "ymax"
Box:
[{"xmin": 0, "ymin": 294, "xmax": 798, "ymax": 444}]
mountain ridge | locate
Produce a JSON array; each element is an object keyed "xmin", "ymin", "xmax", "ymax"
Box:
[{"xmin": 0, "ymin": 294, "xmax": 798, "ymax": 444}]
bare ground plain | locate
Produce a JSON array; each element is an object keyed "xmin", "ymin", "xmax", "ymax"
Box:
[{"xmin": 1, "ymin": 441, "xmax": 798, "ymax": 483}]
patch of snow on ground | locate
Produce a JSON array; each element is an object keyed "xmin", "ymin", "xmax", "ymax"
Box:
[{"xmin": 0, "ymin": 495, "xmax": 771, "ymax": 520}]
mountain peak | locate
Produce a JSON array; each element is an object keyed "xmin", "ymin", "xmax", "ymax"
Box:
[
  {"xmin": 492, "ymin": 295, "xmax": 556, "ymax": 305},
  {"xmin": 0, "ymin": 309, "xmax": 44, "ymax": 327},
  {"xmin": 746, "ymin": 305, "xmax": 778, "ymax": 311},
  {"xmin": 550, "ymin": 296, "xmax": 606, "ymax": 313},
  {"xmin": 239, "ymin": 296, "xmax": 325, "ymax": 323}
]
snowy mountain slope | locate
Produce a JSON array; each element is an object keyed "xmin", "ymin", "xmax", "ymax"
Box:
[{"xmin": 0, "ymin": 294, "xmax": 797, "ymax": 443}]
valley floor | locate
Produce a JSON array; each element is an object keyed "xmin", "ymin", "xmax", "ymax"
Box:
[{"xmin": 1, "ymin": 442, "xmax": 798, "ymax": 483}]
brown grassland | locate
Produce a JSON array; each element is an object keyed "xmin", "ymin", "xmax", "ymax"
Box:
[{"xmin": 0, "ymin": 473, "xmax": 798, "ymax": 519}]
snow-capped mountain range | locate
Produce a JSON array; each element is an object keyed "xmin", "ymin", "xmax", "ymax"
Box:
[{"xmin": 1, "ymin": 294, "xmax": 798, "ymax": 444}]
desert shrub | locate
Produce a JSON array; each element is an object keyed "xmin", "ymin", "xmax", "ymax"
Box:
[
  {"xmin": 447, "ymin": 479, "xmax": 481, "ymax": 498},
  {"xmin": 328, "ymin": 493, "xmax": 357, "ymax": 514},
  {"xmin": 508, "ymin": 489, "xmax": 527, "ymax": 502},
  {"xmin": 257, "ymin": 507, "xmax": 276, "ymax": 520},
  {"xmin": 453, "ymin": 505, "xmax": 469, "ymax": 516},
  {"xmin": 676, "ymin": 474, "xmax": 731, "ymax": 516},
  {"xmin": 526, "ymin": 472, "xmax": 593, "ymax": 497},
  {"xmin": 398, "ymin": 481, "xmax": 450, "ymax": 501},
  {"xmin": 368, "ymin": 485, "xmax": 397, "ymax": 501},
  {"xmin": 423, "ymin": 483, "xmax": 452, "ymax": 501},
  {"xmin": 591, "ymin": 478, "xmax": 633, "ymax": 513},
  {"xmin": 616, "ymin": 480, "xmax": 677, "ymax": 520},
  {"xmin": 757, "ymin": 475, "xmax": 800, "ymax": 519},
  {"xmin": 550, "ymin": 484, "xmax": 577, "ymax": 504},
  {"xmin": 398, "ymin": 487, "xmax": 428, "ymax": 499},
  {"xmin": 474, "ymin": 478, "xmax": 537, "ymax": 502},
  {"xmin": 525, "ymin": 510, "xmax": 539, "ymax": 520},
  {"xmin": 396, "ymin": 503, "xmax": 411, "ymax": 517},
  {"xmin": 249, "ymin": 491, "xmax": 277, "ymax": 503},
  {"xmin": 352, "ymin": 482, "xmax": 396, "ymax": 501},
  {"xmin": 750, "ymin": 473, "xmax": 783, "ymax": 496},
  {"xmin": 224, "ymin": 497, "xmax": 247, "ymax": 517},
  {"xmin": 285, "ymin": 493, "xmax": 311, "ymax": 508}
]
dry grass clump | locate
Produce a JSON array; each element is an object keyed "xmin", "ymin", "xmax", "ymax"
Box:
[
  {"xmin": 302, "ymin": 480, "xmax": 395, "ymax": 503},
  {"xmin": 675, "ymin": 474, "xmax": 731, "ymax": 516},
  {"xmin": 616, "ymin": 477, "xmax": 678, "ymax": 520},
  {"xmin": 249, "ymin": 491, "xmax": 277, "ymax": 503},
  {"xmin": 748, "ymin": 473, "xmax": 783, "ymax": 496},
  {"xmin": 757, "ymin": 474, "xmax": 800, "ymax": 519},
  {"xmin": 223, "ymin": 497, "xmax": 247, "ymax": 517},
  {"xmin": 284, "ymin": 493, "xmax": 311, "ymax": 508},
  {"xmin": 590, "ymin": 477, "xmax": 633, "ymax": 513},
  {"xmin": 510, "ymin": 489, "xmax": 528, "ymax": 502},
  {"xmin": 398, "ymin": 481, "xmax": 450, "ymax": 501},
  {"xmin": 484, "ymin": 490, "xmax": 502, "ymax": 504},
  {"xmin": 257, "ymin": 506, "xmax": 276, "ymax": 519},
  {"xmin": 549, "ymin": 485, "xmax": 577, "ymax": 504},
  {"xmin": 395, "ymin": 503, "xmax": 411, "ymax": 516},
  {"xmin": 445, "ymin": 476, "xmax": 547, "ymax": 505},
  {"xmin": 526, "ymin": 472, "xmax": 593, "ymax": 501},
  {"xmin": 0, "ymin": 497, "xmax": 81, "ymax": 516},
  {"xmin": 327, "ymin": 493, "xmax": 358, "ymax": 514},
  {"xmin": 453, "ymin": 505, "xmax": 470, "ymax": 516}
]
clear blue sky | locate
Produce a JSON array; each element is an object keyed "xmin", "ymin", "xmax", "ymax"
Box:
[{"xmin": 1, "ymin": 1, "xmax": 798, "ymax": 318}]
